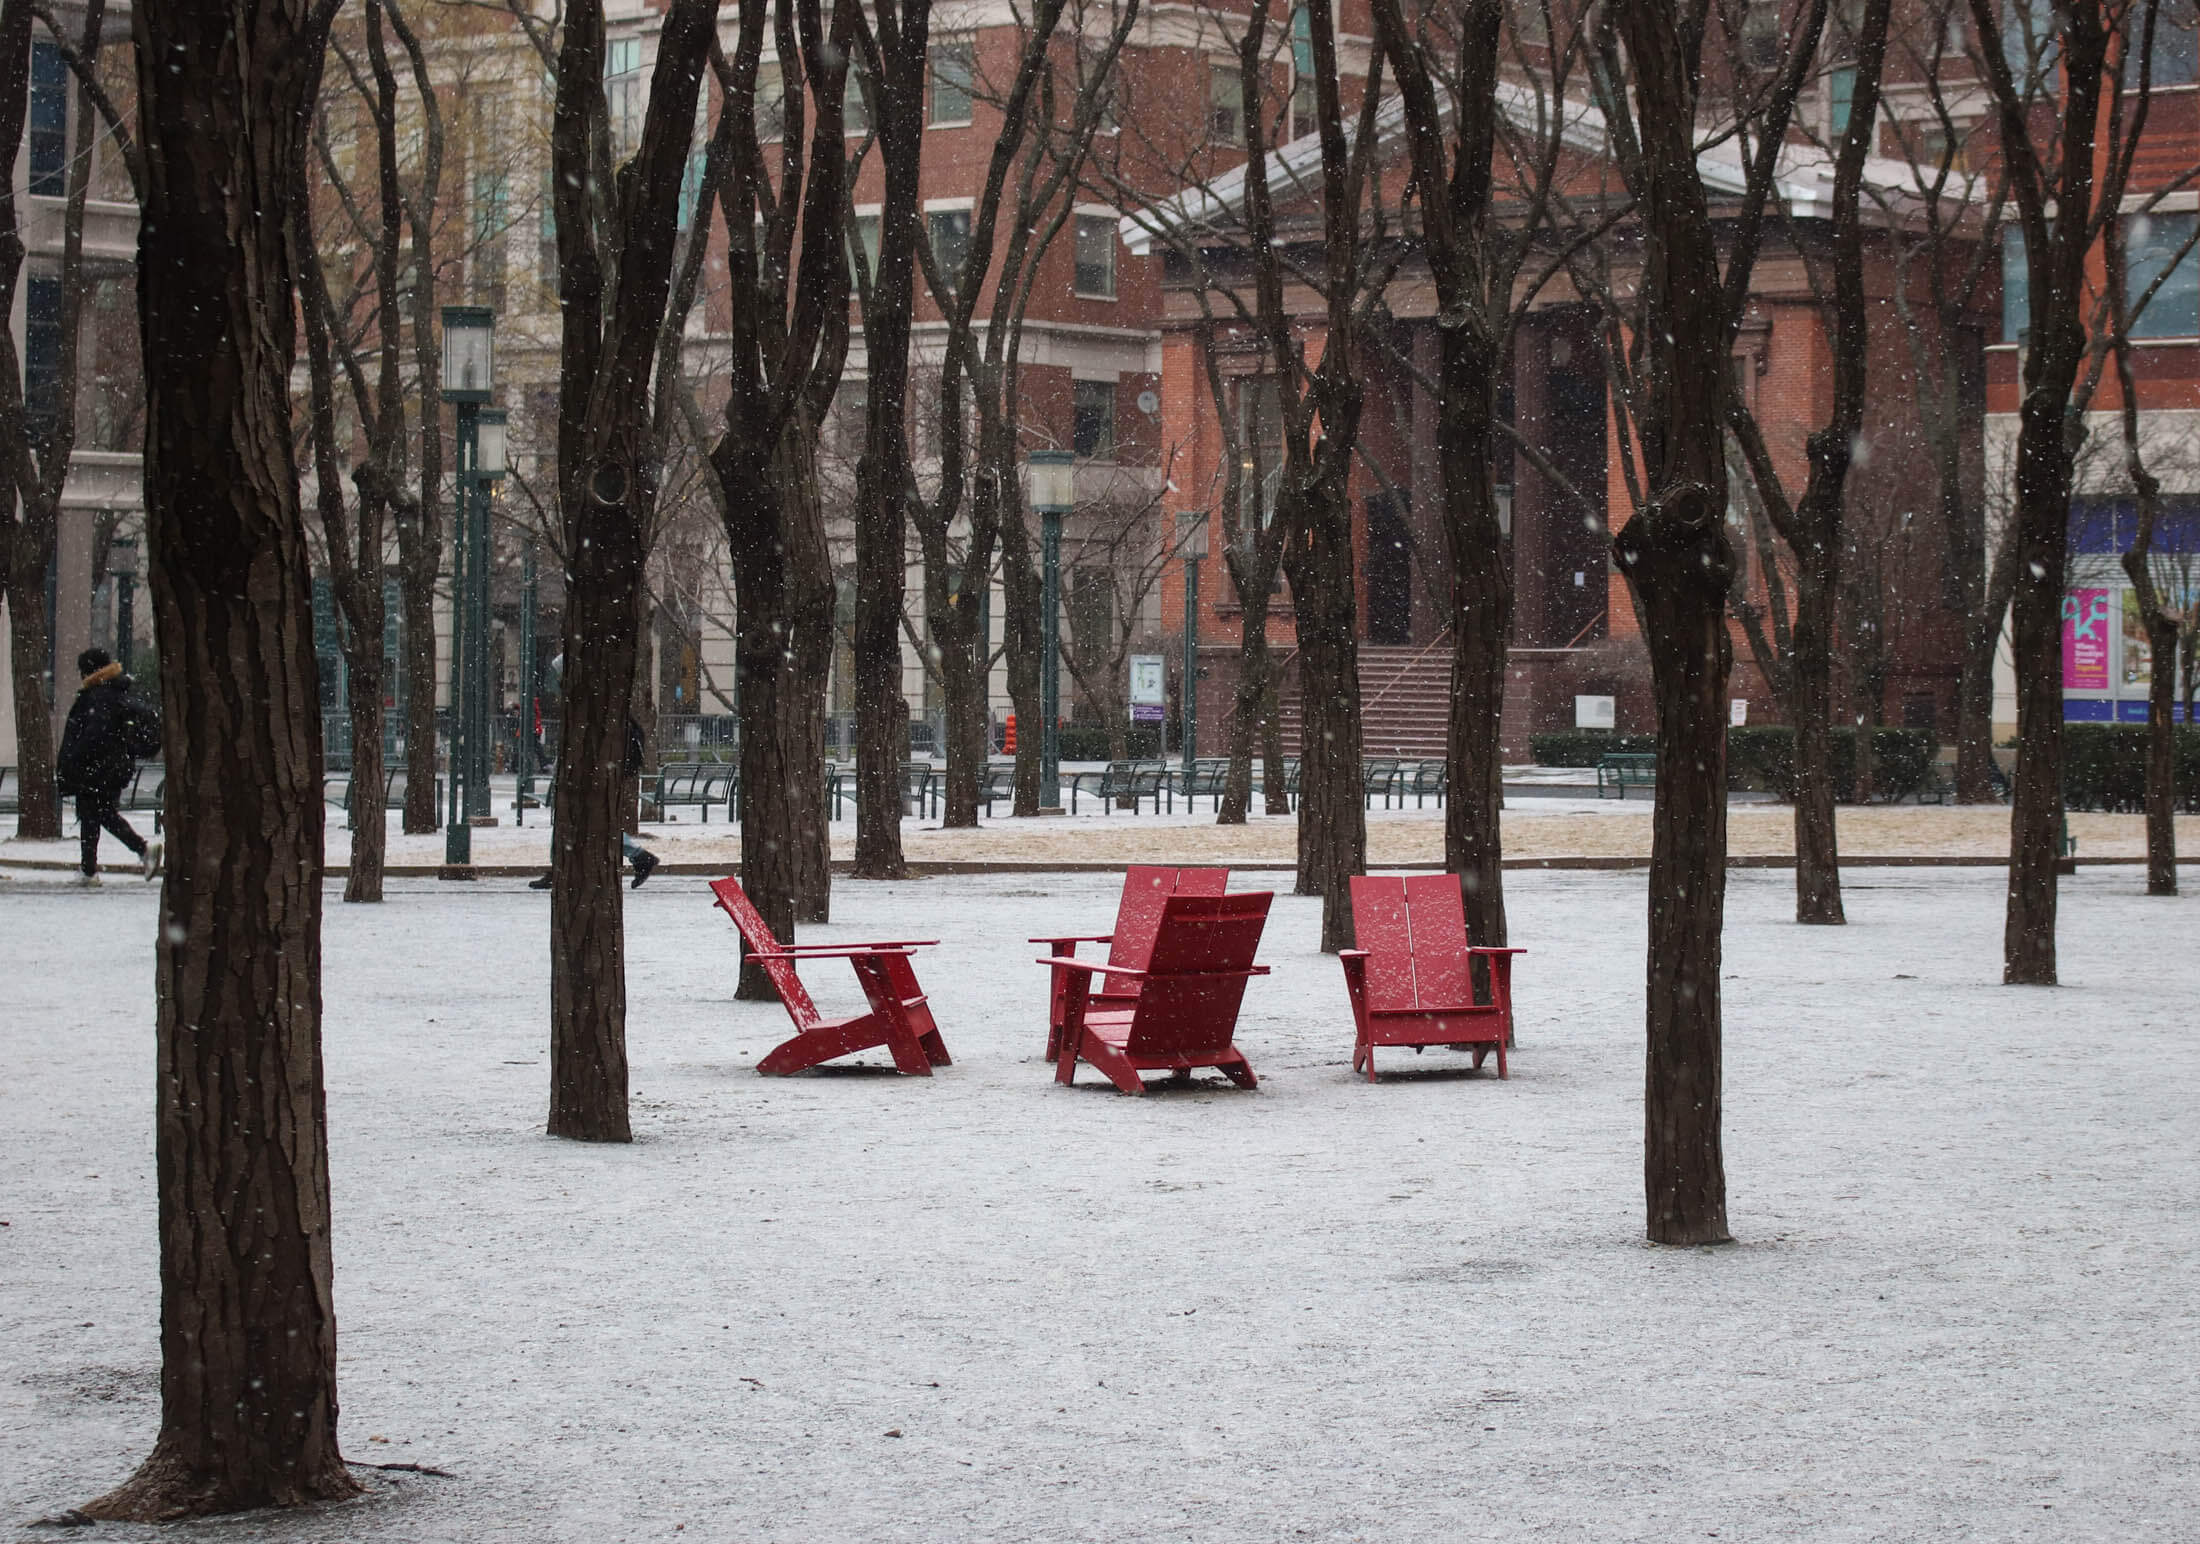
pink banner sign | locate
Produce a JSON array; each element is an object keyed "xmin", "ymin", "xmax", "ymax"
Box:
[{"xmin": 2063, "ymin": 588, "xmax": 2112, "ymax": 691}]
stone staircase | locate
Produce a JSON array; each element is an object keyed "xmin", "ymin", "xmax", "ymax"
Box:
[{"xmin": 1277, "ymin": 640, "xmax": 1453, "ymax": 757}]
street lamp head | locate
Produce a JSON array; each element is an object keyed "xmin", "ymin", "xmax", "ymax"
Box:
[
  {"xmin": 1178, "ymin": 509, "xmax": 1210, "ymax": 559},
  {"xmin": 440, "ymin": 304, "xmax": 495, "ymax": 403},
  {"xmin": 1027, "ymin": 448, "xmax": 1076, "ymax": 513},
  {"xmin": 108, "ymin": 534, "xmax": 139, "ymax": 576},
  {"xmin": 476, "ymin": 408, "xmax": 509, "ymax": 479}
]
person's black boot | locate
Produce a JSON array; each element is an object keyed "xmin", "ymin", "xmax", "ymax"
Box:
[
  {"xmin": 528, "ymin": 873, "xmax": 552, "ymax": 890},
  {"xmin": 630, "ymin": 849, "xmax": 658, "ymax": 889}
]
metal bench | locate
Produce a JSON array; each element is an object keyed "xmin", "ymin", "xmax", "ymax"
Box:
[
  {"xmin": 1081, "ymin": 758, "xmax": 1169, "ymax": 815},
  {"xmin": 901, "ymin": 762, "xmax": 938, "ymax": 820},
  {"xmin": 1362, "ymin": 757, "xmax": 1404, "ymax": 809},
  {"xmin": 1181, "ymin": 756, "xmax": 1230, "ymax": 812},
  {"xmin": 119, "ymin": 763, "xmax": 166, "ymax": 830},
  {"xmin": 333, "ymin": 767, "xmax": 442, "ymax": 829},
  {"xmin": 1596, "ymin": 752, "xmax": 1657, "ymax": 799},
  {"xmin": 979, "ymin": 759, "xmax": 1018, "ymax": 815},
  {"xmin": 1406, "ymin": 759, "xmax": 1448, "ymax": 808},
  {"xmin": 0, "ymin": 765, "xmax": 16, "ymax": 815},
  {"xmin": 650, "ymin": 760, "xmax": 737, "ymax": 822}
]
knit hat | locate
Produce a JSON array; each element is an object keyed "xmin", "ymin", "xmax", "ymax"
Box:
[{"xmin": 76, "ymin": 647, "xmax": 114, "ymax": 678}]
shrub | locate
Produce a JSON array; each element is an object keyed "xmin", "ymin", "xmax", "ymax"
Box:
[
  {"xmin": 2061, "ymin": 723, "xmax": 2200, "ymax": 812},
  {"xmin": 1528, "ymin": 731, "xmax": 1656, "ymax": 767}
]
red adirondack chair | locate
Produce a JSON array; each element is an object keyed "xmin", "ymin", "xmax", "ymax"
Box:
[
  {"xmin": 1037, "ymin": 891, "xmax": 1272, "ymax": 1094},
  {"xmin": 1030, "ymin": 865, "xmax": 1229, "ymax": 1059},
  {"xmin": 708, "ymin": 876, "xmax": 952, "ymax": 1077},
  {"xmin": 1339, "ymin": 873, "xmax": 1523, "ymax": 1082}
]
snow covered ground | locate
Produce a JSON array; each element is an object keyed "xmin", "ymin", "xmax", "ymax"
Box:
[{"xmin": 3, "ymin": 865, "xmax": 2196, "ymax": 1541}]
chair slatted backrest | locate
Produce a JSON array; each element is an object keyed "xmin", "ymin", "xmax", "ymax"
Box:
[
  {"xmin": 1125, "ymin": 892, "xmax": 1273, "ymax": 1059},
  {"xmin": 1349, "ymin": 874, "xmax": 1477, "ymax": 1011},
  {"xmin": 708, "ymin": 877, "xmax": 821, "ymax": 1028},
  {"xmin": 1107, "ymin": 865, "xmax": 1230, "ymax": 994}
]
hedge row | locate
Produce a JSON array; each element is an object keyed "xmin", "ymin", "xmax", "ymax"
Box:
[
  {"xmin": 2060, "ymin": 724, "xmax": 2200, "ymax": 812},
  {"xmin": 1050, "ymin": 724, "xmax": 1165, "ymax": 761},
  {"xmin": 1529, "ymin": 727, "xmax": 1941, "ymax": 802}
]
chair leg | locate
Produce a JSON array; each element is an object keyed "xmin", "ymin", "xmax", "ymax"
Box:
[
  {"xmin": 1495, "ymin": 1037, "xmax": 1507, "ymax": 1080},
  {"xmin": 1217, "ymin": 1050, "xmax": 1258, "ymax": 1090}
]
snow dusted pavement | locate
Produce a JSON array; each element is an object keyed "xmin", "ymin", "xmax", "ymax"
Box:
[{"xmin": 3, "ymin": 866, "xmax": 2197, "ymax": 1541}]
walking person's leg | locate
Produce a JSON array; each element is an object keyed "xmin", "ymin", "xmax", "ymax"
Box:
[
  {"xmin": 620, "ymin": 832, "xmax": 658, "ymax": 888},
  {"xmin": 77, "ymin": 794, "xmax": 103, "ymax": 880}
]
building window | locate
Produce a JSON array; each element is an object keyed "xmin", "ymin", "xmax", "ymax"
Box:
[
  {"xmin": 1080, "ymin": 44, "xmax": 1120, "ymax": 134},
  {"xmin": 836, "ymin": 378, "xmax": 869, "ymax": 458},
  {"xmin": 540, "ymin": 167, "xmax": 560, "ymax": 280},
  {"xmin": 1290, "ymin": 76, "xmax": 1317, "ymax": 140},
  {"xmin": 473, "ymin": 170, "xmax": 509, "ymax": 306},
  {"xmin": 1237, "ymin": 376, "xmax": 1283, "ymax": 533},
  {"xmin": 928, "ymin": 208, "xmax": 972, "ymax": 293},
  {"xmin": 604, "ymin": 37, "xmax": 642, "ymax": 157},
  {"xmin": 757, "ymin": 59, "xmax": 786, "ymax": 143},
  {"xmin": 2125, "ymin": 212, "xmax": 2200, "ymax": 338},
  {"xmin": 1073, "ymin": 215, "xmax": 1115, "ymax": 298},
  {"xmin": 29, "ymin": 42, "xmax": 66, "ymax": 196},
  {"xmin": 1829, "ymin": 65, "xmax": 1856, "ymax": 137},
  {"xmin": 849, "ymin": 212, "xmax": 882, "ymax": 285},
  {"xmin": 930, "ymin": 38, "xmax": 974, "ymax": 126},
  {"xmin": 846, "ymin": 64, "xmax": 872, "ymax": 136},
  {"xmin": 2128, "ymin": 8, "xmax": 2200, "ymax": 86},
  {"xmin": 1073, "ymin": 379, "xmax": 1116, "ymax": 460},
  {"xmin": 1740, "ymin": 1, "xmax": 1782, "ymax": 70},
  {"xmin": 1208, "ymin": 64, "xmax": 1244, "ymax": 145},
  {"xmin": 2002, "ymin": 0, "xmax": 2058, "ymax": 81},
  {"xmin": 2001, "ymin": 226, "xmax": 2027, "ymax": 344},
  {"xmin": 24, "ymin": 274, "xmax": 62, "ymax": 447}
]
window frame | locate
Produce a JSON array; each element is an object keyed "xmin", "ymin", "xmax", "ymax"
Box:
[
  {"xmin": 1208, "ymin": 62, "xmax": 1244, "ymax": 146},
  {"xmin": 1072, "ymin": 212, "xmax": 1117, "ymax": 299},
  {"xmin": 929, "ymin": 37, "xmax": 976, "ymax": 127},
  {"xmin": 1072, "ymin": 377, "xmax": 1117, "ymax": 461},
  {"xmin": 926, "ymin": 204, "xmax": 974, "ymax": 295}
]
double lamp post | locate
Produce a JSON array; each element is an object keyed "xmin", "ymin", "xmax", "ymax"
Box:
[{"xmin": 440, "ymin": 305, "xmax": 506, "ymax": 872}]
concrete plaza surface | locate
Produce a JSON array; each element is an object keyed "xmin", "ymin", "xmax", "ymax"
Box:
[{"xmin": 3, "ymin": 864, "xmax": 2196, "ymax": 1540}]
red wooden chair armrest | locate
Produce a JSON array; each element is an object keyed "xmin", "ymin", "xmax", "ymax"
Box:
[
  {"xmin": 751, "ymin": 945, "xmax": 919, "ymax": 961},
  {"xmin": 1035, "ymin": 956, "xmax": 1270, "ymax": 979},
  {"xmin": 1467, "ymin": 946, "xmax": 1525, "ymax": 956},
  {"xmin": 1338, "ymin": 949, "xmax": 1370, "ymax": 961},
  {"xmin": 1026, "ymin": 933, "xmax": 1114, "ymax": 945},
  {"xmin": 767, "ymin": 938, "xmax": 938, "ymax": 954}
]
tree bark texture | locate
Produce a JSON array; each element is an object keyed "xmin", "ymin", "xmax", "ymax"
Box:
[
  {"xmin": 547, "ymin": 0, "xmax": 716, "ymax": 1140},
  {"xmin": 1285, "ymin": 498, "xmax": 1367, "ymax": 951},
  {"xmin": 4, "ymin": 576, "xmax": 60, "ymax": 837},
  {"xmin": 79, "ymin": 0, "xmax": 355, "ymax": 1519},
  {"xmin": 849, "ymin": 0, "xmax": 930, "ymax": 877},
  {"xmin": 1609, "ymin": 1, "xmax": 1735, "ymax": 1247}
]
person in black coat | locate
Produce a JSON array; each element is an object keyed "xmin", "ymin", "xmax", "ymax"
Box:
[{"xmin": 55, "ymin": 647, "xmax": 163, "ymax": 884}]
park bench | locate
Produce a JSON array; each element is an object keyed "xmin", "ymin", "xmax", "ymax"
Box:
[
  {"xmin": 1181, "ymin": 757, "xmax": 1230, "ymax": 812},
  {"xmin": 649, "ymin": 760, "xmax": 737, "ymax": 822},
  {"xmin": 709, "ymin": 875, "xmax": 952, "ymax": 1077},
  {"xmin": 1596, "ymin": 752, "xmax": 1656, "ymax": 799},
  {"xmin": 1072, "ymin": 759, "xmax": 1169, "ymax": 815},
  {"xmin": 1030, "ymin": 865, "xmax": 1230, "ymax": 1059},
  {"xmin": 1258, "ymin": 757, "xmax": 1302, "ymax": 812},
  {"xmin": 1362, "ymin": 757, "xmax": 1404, "ymax": 809},
  {"xmin": 332, "ymin": 767, "xmax": 442, "ymax": 829},
  {"xmin": 978, "ymin": 760, "xmax": 1018, "ymax": 815},
  {"xmin": 1405, "ymin": 759, "xmax": 1448, "ymax": 808},
  {"xmin": 1340, "ymin": 874, "xmax": 1523, "ymax": 1083},
  {"xmin": 0, "ymin": 765, "xmax": 18, "ymax": 814},
  {"xmin": 118, "ymin": 763, "xmax": 165, "ymax": 830},
  {"xmin": 902, "ymin": 761, "xmax": 938, "ymax": 819},
  {"xmin": 1037, "ymin": 889, "xmax": 1272, "ymax": 1095}
]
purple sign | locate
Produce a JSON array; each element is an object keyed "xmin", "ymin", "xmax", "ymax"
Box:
[{"xmin": 2062, "ymin": 588, "xmax": 2111, "ymax": 691}]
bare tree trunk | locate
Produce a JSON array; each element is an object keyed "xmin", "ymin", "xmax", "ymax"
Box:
[
  {"xmin": 3, "ymin": 578, "xmax": 60, "ymax": 837},
  {"xmin": 1283, "ymin": 476, "xmax": 1366, "ymax": 951},
  {"xmin": 79, "ymin": 0, "xmax": 355, "ymax": 1517},
  {"xmin": 1607, "ymin": 1, "xmax": 1739, "ymax": 1247},
  {"xmin": 2140, "ymin": 611, "xmax": 2180, "ymax": 894},
  {"xmin": 998, "ymin": 487, "xmax": 1044, "ymax": 816},
  {"xmin": 546, "ymin": 0, "xmax": 716, "ymax": 1141},
  {"xmin": 1260, "ymin": 666, "xmax": 1289, "ymax": 814},
  {"xmin": 1219, "ymin": 610, "xmax": 1270, "ymax": 824},
  {"xmin": 1441, "ymin": 326, "xmax": 1511, "ymax": 946},
  {"xmin": 784, "ymin": 430, "xmax": 836, "ymax": 922}
]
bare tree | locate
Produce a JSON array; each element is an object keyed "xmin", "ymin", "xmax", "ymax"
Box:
[
  {"xmin": 78, "ymin": 0, "xmax": 355, "ymax": 1518},
  {"xmin": 1723, "ymin": 0, "xmax": 1894, "ymax": 924},
  {"xmin": 1588, "ymin": 0, "xmax": 1826, "ymax": 1244},
  {"xmin": 846, "ymin": 0, "xmax": 931, "ymax": 878},
  {"xmin": 691, "ymin": 0, "xmax": 854, "ymax": 993},
  {"xmin": 543, "ymin": 0, "xmax": 717, "ymax": 1142},
  {"xmin": 0, "ymin": 0, "xmax": 119, "ymax": 844},
  {"xmin": 1966, "ymin": 0, "xmax": 2145, "ymax": 983}
]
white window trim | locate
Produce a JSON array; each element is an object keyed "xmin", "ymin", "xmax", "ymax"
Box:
[{"xmin": 924, "ymin": 196, "xmax": 976, "ymax": 213}]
